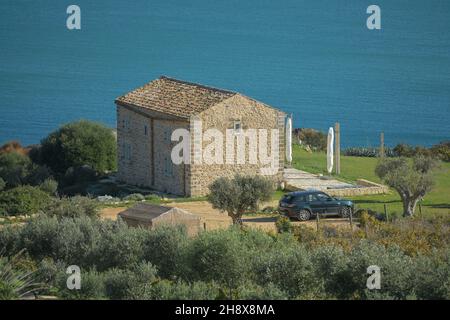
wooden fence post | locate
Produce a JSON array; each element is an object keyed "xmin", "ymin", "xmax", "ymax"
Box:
[
  {"xmin": 349, "ymin": 208, "xmax": 353, "ymax": 230},
  {"xmin": 380, "ymin": 132, "xmax": 385, "ymax": 158},
  {"xmin": 335, "ymin": 122, "xmax": 341, "ymax": 175},
  {"xmin": 316, "ymin": 213, "xmax": 320, "ymax": 232}
]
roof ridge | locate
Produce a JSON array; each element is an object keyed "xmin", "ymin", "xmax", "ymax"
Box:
[{"xmin": 159, "ymin": 75, "xmax": 236, "ymax": 95}]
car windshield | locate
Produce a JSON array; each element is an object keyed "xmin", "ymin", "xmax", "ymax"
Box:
[{"xmin": 282, "ymin": 195, "xmax": 294, "ymax": 203}]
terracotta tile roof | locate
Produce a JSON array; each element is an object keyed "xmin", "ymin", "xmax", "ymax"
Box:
[{"xmin": 115, "ymin": 76, "xmax": 236, "ymax": 118}]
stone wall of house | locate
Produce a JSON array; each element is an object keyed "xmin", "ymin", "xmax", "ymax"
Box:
[
  {"xmin": 187, "ymin": 94, "xmax": 286, "ymax": 196},
  {"xmin": 116, "ymin": 105, "xmax": 152, "ymax": 187},
  {"xmin": 116, "ymin": 104, "xmax": 188, "ymax": 195}
]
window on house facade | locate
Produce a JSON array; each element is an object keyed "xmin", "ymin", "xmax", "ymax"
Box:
[
  {"xmin": 164, "ymin": 156, "xmax": 173, "ymax": 176},
  {"xmin": 233, "ymin": 120, "xmax": 242, "ymax": 134},
  {"xmin": 123, "ymin": 142, "xmax": 131, "ymax": 161},
  {"xmin": 144, "ymin": 124, "xmax": 148, "ymax": 136},
  {"xmin": 163, "ymin": 128, "xmax": 172, "ymax": 143},
  {"xmin": 122, "ymin": 115, "xmax": 131, "ymax": 131}
]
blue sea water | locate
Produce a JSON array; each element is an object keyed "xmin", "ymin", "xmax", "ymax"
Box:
[{"xmin": 0, "ymin": 0, "xmax": 449, "ymax": 147}]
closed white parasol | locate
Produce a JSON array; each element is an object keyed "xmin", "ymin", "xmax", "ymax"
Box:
[
  {"xmin": 327, "ymin": 127, "xmax": 334, "ymax": 174},
  {"xmin": 286, "ymin": 116, "xmax": 292, "ymax": 163}
]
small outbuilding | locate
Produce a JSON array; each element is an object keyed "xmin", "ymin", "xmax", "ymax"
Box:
[{"xmin": 118, "ymin": 203, "xmax": 202, "ymax": 236}]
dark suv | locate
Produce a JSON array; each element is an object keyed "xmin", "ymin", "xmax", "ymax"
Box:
[{"xmin": 278, "ymin": 190, "xmax": 354, "ymax": 221}]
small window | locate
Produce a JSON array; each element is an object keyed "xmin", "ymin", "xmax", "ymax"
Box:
[
  {"xmin": 316, "ymin": 193, "xmax": 331, "ymax": 201},
  {"xmin": 164, "ymin": 156, "xmax": 173, "ymax": 176},
  {"xmin": 233, "ymin": 120, "xmax": 242, "ymax": 134},
  {"xmin": 144, "ymin": 124, "xmax": 148, "ymax": 135},
  {"xmin": 122, "ymin": 142, "xmax": 131, "ymax": 161},
  {"xmin": 163, "ymin": 129, "xmax": 172, "ymax": 143}
]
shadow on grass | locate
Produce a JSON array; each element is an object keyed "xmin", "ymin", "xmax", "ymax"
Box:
[
  {"xmin": 427, "ymin": 203, "xmax": 450, "ymax": 209},
  {"xmin": 243, "ymin": 217, "xmax": 277, "ymax": 223},
  {"xmin": 352, "ymin": 199, "xmax": 400, "ymax": 204}
]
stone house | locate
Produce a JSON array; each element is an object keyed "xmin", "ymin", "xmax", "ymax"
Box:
[{"xmin": 115, "ymin": 76, "xmax": 287, "ymax": 196}]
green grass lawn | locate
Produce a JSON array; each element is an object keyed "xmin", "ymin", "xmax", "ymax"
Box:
[{"xmin": 291, "ymin": 144, "xmax": 450, "ymax": 217}]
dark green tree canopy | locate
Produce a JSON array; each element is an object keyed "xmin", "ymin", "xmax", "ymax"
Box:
[{"xmin": 37, "ymin": 120, "xmax": 117, "ymax": 175}]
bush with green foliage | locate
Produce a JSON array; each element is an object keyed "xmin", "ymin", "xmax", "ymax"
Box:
[
  {"xmin": 430, "ymin": 141, "xmax": 450, "ymax": 162},
  {"xmin": 393, "ymin": 142, "xmax": 450, "ymax": 162},
  {"xmin": 0, "ymin": 152, "xmax": 31, "ymax": 188},
  {"xmin": 0, "ymin": 253, "xmax": 43, "ymax": 300},
  {"xmin": 36, "ymin": 120, "xmax": 117, "ymax": 175},
  {"xmin": 275, "ymin": 216, "xmax": 292, "ymax": 233},
  {"xmin": 143, "ymin": 225, "xmax": 188, "ymax": 279},
  {"xmin": 44, "ymin": 196, "xmax": 98, "ymax": 218},
  {"xmin": 38, "ymin": 178, "xmax": 58, "ymax": 195},
  {"xmin": 343, "ymin": 147, "xmax": 395, "ymax": 158},
  {"xmin": 0, "ymin": 185, "xmax": 53, "ymax": 216},
  {"xmin": 1, "ymin": 214, "xmax": 448, "ymax": 300},
  {"xmin": 208, "ymin": 175, "xmax": 273, "ymax": 225},
  {"xmin": 0, "ymin": 177, "xmax": 5, "ymax": 192},
  {"xmin": 294, "ymin": 128, "xmax": 327, "ymax": 151},
  {"xmin": 0, "ymin": 152, "xmax": 53, "ymax": 190},
  {"xmin": 123, "ymin": 193, "xmax": 145, "ymax": 201}
]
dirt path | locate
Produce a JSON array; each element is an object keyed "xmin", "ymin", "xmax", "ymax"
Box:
[{"xmin": 100, "ymin": 201, "xmax": 354, "ymax": 232}]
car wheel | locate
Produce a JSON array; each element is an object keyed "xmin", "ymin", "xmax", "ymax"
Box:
[
  {"xmin": 340, "ymin": 206, "xmax": 352, "ymax": 218},
  {"xmin": 297, "ymin": 209, "xmax": 311, "ymax": 221}
]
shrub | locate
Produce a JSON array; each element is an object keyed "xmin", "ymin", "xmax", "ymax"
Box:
[
  {"xmin": 128, "ymin": 279, "xmax": 220, "ymax": 300},
  {"xmin": 39, "ymin": 178, "xmax": 58, "ymax": 195},
  {"xmin": 44, "ymin": 196, "xmax": 99, "ymax": 218},
  {"xmin": 430, "ymin": 141, "xmax": 450, "ymax": 162},
  {"xmin": 275, "ymin": 216, "xmax": 292, "ymax": 233},
  {"xmin": 143, "ymin": 225, "xmax": 189, "ymax": 279},
  {"xmin": 393, "ymin": 143, "xmax": 415, "ymax": 157},
  {"xmin": 0, "ymin": 152, "xmax": 52, "ymax": 189},
  {"xmin": 92, "ymin": 219, "xmax": 148, "ymax": 271},
  {"xmin": 0, "ymin": 253, "xmax": 43, "ymax": 300},
  {"xmin": 236, "ymin": 282, "xmax": 288, "ymax": 300},
  {"xmin": 0, "ymin": 141, "xmax": 30, "ymax": 156},
  {"xmin": 56, "ymin": 269, "xmax": 106, "ymax": 300},
  {"xmin": 341, "ymin": 241, "xmax": 415, "ymax": 300},
  {"xmin": 293, "ymin": 128, "xmax": 327, "ymax": 151},
  {"xmin": 186, "ymin": 228, "xmax": 251, "ymax": 294},
  {"xmin": 343, "ymin": 147, "xmax": 396, "ymax": 158},
  {"xmin": 310, "ymin": 245, "xmax": 349, "ymax": 298},
  {"xmin": 253, "ymin": 244, "xmax": 321, "ymax": 298},
  {"xmin": 104, "ymin": 262, "xmax": 158, "ymax": 299},
  {"xmin": 25, "ymin": 164, "xmax": 53, "ymax": 186},
  {"xmin": 123, "ymin": 193, "xmax": 145, "ymax": 201},
  {"xmin": 0, "ymin": 177, "xmax": 5, "ymax": 192},
  {"xmin": 0, "ymin": 152, "xmax": 31, "ymax": 188},
  {"xmin": 61, "ymin": 165, "xmax": 97, "ymax": 186},
  {"xmin": 37, "ymin": 120, "xmax": 117, "ymax": 175},
  {"xmin": 412, "ymin": 251, "xmax": 450, "ymax": 299},
  {"xmin": 0, "ymin": 185, "xmax": 53, "ymax": 216}
]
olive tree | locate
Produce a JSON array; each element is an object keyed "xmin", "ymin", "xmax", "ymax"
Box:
[
  {"xmin": 375, "ymin": 155, "xmax": 438, "ymax": 217},
  {"xmin": 208, "ymin": 175, "xmax": 273, "ymax": 225}
]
